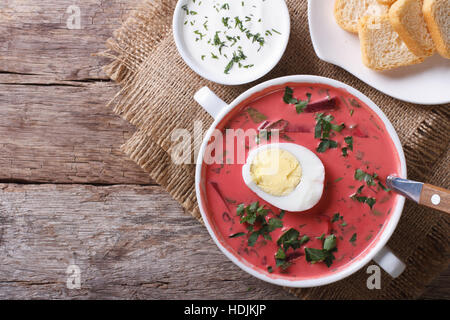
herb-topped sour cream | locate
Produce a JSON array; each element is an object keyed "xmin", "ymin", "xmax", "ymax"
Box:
[{"xmin": 181, "ymin": 0, "xmax": 289, "ymax": 83}]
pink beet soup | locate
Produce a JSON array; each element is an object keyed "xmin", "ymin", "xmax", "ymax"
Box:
[{"xmin": 199, "ymin": 83, "xmax": 401, "ymax": 280}]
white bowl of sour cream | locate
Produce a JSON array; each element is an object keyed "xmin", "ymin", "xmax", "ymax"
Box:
[{"xmin": 173, "ymin": 0, "xmax": 291, "ymax": 85}]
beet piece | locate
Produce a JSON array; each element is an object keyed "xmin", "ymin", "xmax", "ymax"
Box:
[
  {"xmin": 222, "ymin": 212, "xmax": 232, "ymax": 222},
  {"xmin": 344, "ymin": 125, "xmax": 369, "ymax": 138},
  {"xmin": 351, "ymin": 127, "xmax": 369, "ymax": 138},
  {"xmin": 265, "ymin": 119, "xmax": 289, "ymax": 131},
  {"xmin": 286, "ymin": 251, "xmax": 302, "ymax": 262},
  {"xmin": 261, "ymin": 256, "xmax": 267, "ymax": 266},
  {"xmin": 210, "ymin": 181, "xmax": 231, "ymax": 212},
  {"xmin": 257, "ymin": 119, "xmax": 312, "ymax": 133},
  {"xmin": 257, "ymin": 119, "xmax": 290, "ymax": 132},
  {"xmin": 257, "ymin": 120, "xmax": 270, "ymax": 131},
  {"xmin": 304, "ymin": 96, "xmax": 338, "ymax": 113},
  {"xmin": 284, "ymin": 124, "xmax": 313, "ymax": 133}
]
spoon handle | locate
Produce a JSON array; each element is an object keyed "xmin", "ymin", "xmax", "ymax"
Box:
[
  {"xmin": 386, "ymin": 176, "xmax": 450, "ymax": 214},
  {"xmin": 419, "ymin": 184, "xmax": 450, "ymax": 214}
]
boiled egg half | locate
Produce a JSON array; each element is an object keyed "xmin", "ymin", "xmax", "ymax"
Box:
[{"xmin": 242, "ymin": 143, "xmax": 325, "ymax": 212}]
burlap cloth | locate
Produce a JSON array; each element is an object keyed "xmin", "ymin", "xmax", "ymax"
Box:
[{"xmin": 100, "ymin": 0, "xmax": 449, "ymax": 299}]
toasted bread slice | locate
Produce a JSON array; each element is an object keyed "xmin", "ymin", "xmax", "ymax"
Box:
[
  {"xmin": 423, "ymin": 0, "xmax": 450, "ymax": 59},
  {"xmin": 358, "ymin": 15, "xmax": 424, "ymax": 70},
  {"xmin": 377, "ymin": 0, "xmax": 397, "ymax": 5},
  {"xmin": 334, "ymin": 0, "xmax": 389, "ymax": 33},
  {"xmin": 389, "ymin": 0, "xmax": 435, "ymax": 57}
]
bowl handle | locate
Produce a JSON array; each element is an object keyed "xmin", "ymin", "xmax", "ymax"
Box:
[
  {"xmin": 373, "ymin": 246, "xmax": 406, "ymax": 278},
  {"xmin": 194, "ymin": 87, "xmax": 228, "ymax": 120}
]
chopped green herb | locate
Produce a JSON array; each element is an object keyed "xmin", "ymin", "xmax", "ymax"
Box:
[
  {"xmin": 305, "ymin": 234, "xmax": 337, "ymax": 267},
  {"xmin": 378, "ymin": 181, "xmax": 391, "ymax": 192},
  {"xmin": 272, "ymin": 28, "xmax": 281, "ymax": 35},
  {"xmin": 342, "ymin": 136, "xmax": 353, "ymax": 157},
  {"xmin": 273, "ymin": 228, "xmax": 307, "ymax": 271},
  {"xmin": 350, "ymin": 192, "xmax": 376, "ymax": 209},
  {"xmin": 314, "ymin": 113, "xmax": 345, "ymax": 152},
  {"xmin": 317, "ymin": 139, "xmax": 338, "ymax": 153},
  {"xmin": 354, "ymin": 169, "xmax": 378, "ymax": 186},
  {"xmin": 246, "ymin": 107, "xmax": 267, "ymax": 123},
  {"xmin": 366, "ymin": 197, "xmax": 376, "ymax": 209},
  {"xmin": 283, "ymin": 87, "xmax": 297, "ymax": 104},
  {"xmin": 331, "ymin": 213, "xmax": 342, "ymax": 223},
  {"xmin": 229, "ymin": 232, "xmax": 246, "ymax": 238},
  {"xmin": 248, "ymin": 231, "xmax": 260, "ymax": 247},
  {"xmin": 277, "ymin": 228, "xmax": 302, "ymax": 251},
  {"xmin": 300, "ymin": 235, "xmax": 310, "ymax": 245},
  {"xmin": 323, "ymin": 234, "xmax": 337, "ymax": 251},
  {"xmin": 236, "ymin": 202, "xmax": 283, "ymax": 247},
  {"xmin": 344, "ymin": 136, "xmax": 353, "ymax": 151},
  {"xmin": 282, "ymin": 87, "xmax": 312, "ymax": 114},
  {"xmin": 315, "ymin": 113, "xmax": 345, "ymax": 139},
  {"xmin": 224, "ymin": 49, "xmax": 247, "ymax": 74},
  {"xmin": 342, "ymin": 147, "xmax": 348, "ymax": 157}
]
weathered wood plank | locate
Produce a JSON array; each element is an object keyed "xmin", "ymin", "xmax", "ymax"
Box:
[
  {"xmin": 0, "ymin": 0, "xmax": 155, "ymax": 184},
  {"xmin": 0, "ymin": 82, "xmax": 152, "ymax": 184},
  {"xmin": 0, "ymin": 0, "xmax": 141, "ymax": 81},
  {"xmin": 0, "ymin": 183, "xmax": 446, "ymax": 299},
  {"xmin": 0, "ymin": 184, "xmax": 295, "ymax": 299}
]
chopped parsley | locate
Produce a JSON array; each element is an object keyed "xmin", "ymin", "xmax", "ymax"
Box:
[
  {"xmin": 315, "ymin": 113, "xmax": 345, "ymax": 139},
  {"xmin": 282, "ymin": 87, "xmax": 312, "ymax": 114},
  {"xmin": 246, "ymin": 107, "xmax": 267, "ymax": 123},
  {"xmin": 354, "ymin": 169, "xmax": 391, "ymax": 198},
  {"xmin": 224, "ymin": 49, "xmax": 247, "ymax": 74},
  {"xmin": 350, "ymin": 185, "xmax": 376, "ymax": 209},
  {"xmin": 331, "ymin": 213, "xmax": 343, "ymax": 223},
  {"xmin": 300, "ymin": 235, "xmax": 310, "ymax": 245},
  {"xmin": 236, "ymin": 202, "xmax": 283, "ymax": 247},
  {"xmin": 342, "ymin": 136, "xmax": 353, "ymax": 157},
  {"xmin": 229, "ymin": 232, "xmax": 246, "ymax": 238},
  {"xmin": 274, "ymin": 228, "xmax": 303, "ymax": 270},
  {"xmin": 354, "ymin": 169, "xmax": 378, "ymax": 186},
  {"xmin": 314, "ymin": 113, "xmax": 345, "ymax": 153},
  {"xmin": 305, "ymin": 234, "xmax": 337, "ymax": 267},
  {"xmin": 378, "ymin": 181, "xmax": 391, "ymax": 192},
  {"xmin": 317, "ymin": 139, "xmax": 338, "ymax": 153}
]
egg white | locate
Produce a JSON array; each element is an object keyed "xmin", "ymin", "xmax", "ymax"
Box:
[{"xmin": 242, "ymin": 143, "xmax": 325, "ymax": 212}]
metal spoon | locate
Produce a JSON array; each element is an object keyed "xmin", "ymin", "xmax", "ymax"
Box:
[{"xmin": 386, "ymin": 176, "xmax": 450, "ymax": 214}]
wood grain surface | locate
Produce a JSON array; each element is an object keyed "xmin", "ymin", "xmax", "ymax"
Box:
[
  {"xmin": 0, "ymin": 0, "xmax": 447, "ymax": 299},
  {"xmin": 419, "ymin": 184, "xmax": 450, "ymax": 214}
]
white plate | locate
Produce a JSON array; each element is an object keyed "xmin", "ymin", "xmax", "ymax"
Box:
[{"xmin": 307, "ymin": 0, "xmax": 450, "ymax": 105}]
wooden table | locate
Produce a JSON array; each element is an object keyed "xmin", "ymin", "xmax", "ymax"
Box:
[{"xmin": 0, "ymin": 0, "xmax": 447, "ymax": 299}]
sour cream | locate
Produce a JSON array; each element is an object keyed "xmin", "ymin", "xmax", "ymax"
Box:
[{"xmin": 180, "ymin": 0, "xmax": 289, "ymax": 84}]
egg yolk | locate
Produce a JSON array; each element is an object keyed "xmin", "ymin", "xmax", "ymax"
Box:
[{"xmin": 250, "ymin": 148, "xmax": 302, "ymax": 196}]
